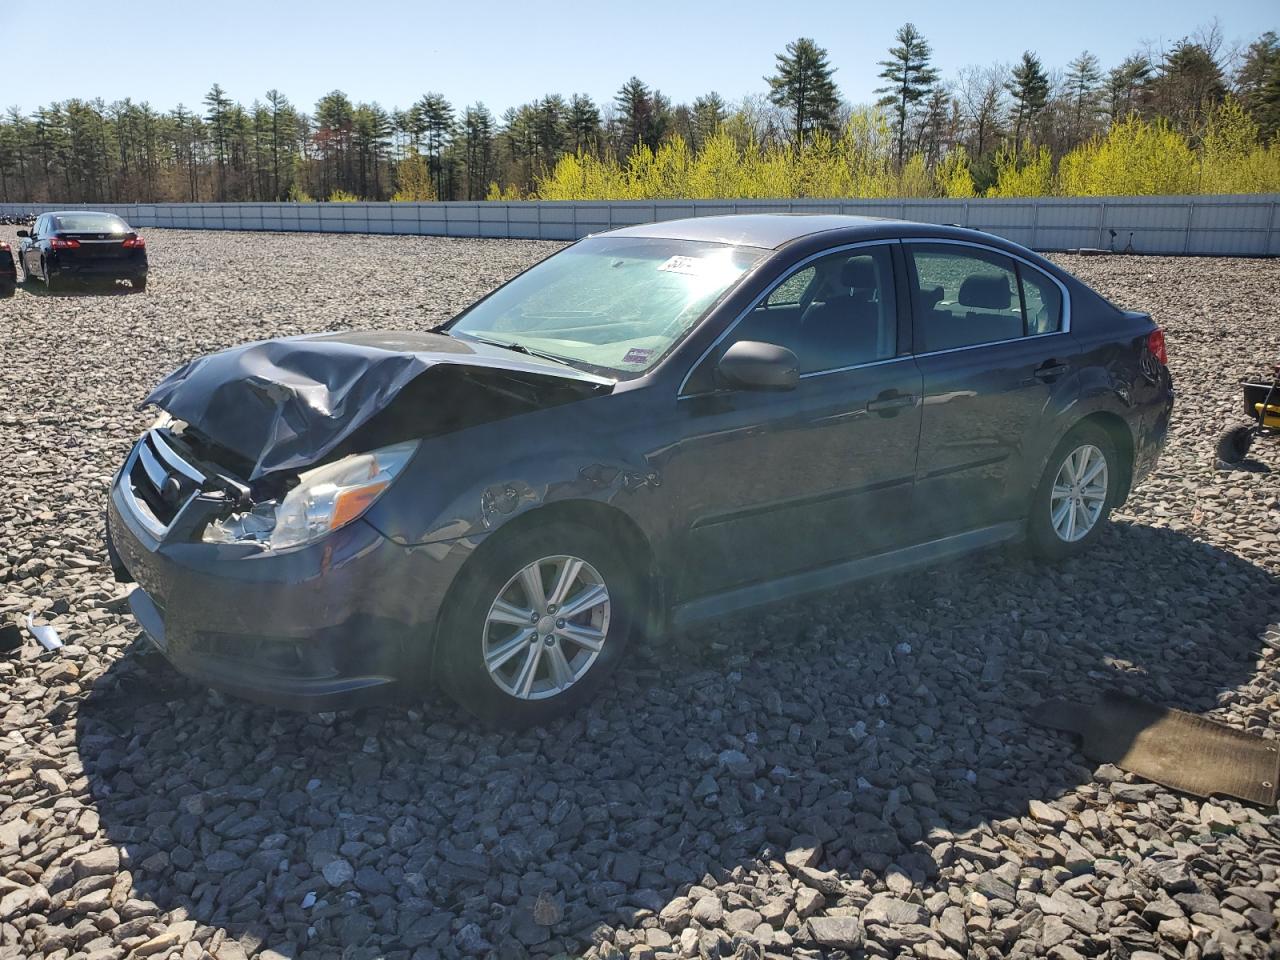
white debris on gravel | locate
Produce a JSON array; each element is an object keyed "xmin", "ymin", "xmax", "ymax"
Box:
[{"xmin": 0, "ymin": 228, "xmax": 1278, "ymax": 959}]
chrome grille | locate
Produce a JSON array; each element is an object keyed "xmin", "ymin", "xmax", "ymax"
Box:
[{"xmin": 122, "ymin": 429, "xmax": 206, "ymax": 537}]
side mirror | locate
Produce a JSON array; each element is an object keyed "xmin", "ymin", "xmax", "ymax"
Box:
[
  {"xmin": 716, "ymin": 340, "xmax": 799, "ymax": 392},
  {"xmin": 16, "ymin": 230, "xmax": 28, "ymax": 238}
]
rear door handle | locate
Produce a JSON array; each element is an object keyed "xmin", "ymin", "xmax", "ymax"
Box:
[
  {"xmin": 1034, "ymin": 361, "xmax": 1070, "ymax": 382},
  {"xmin": 866, "ymin": 391, "xmax": 917, "ymax": 415}
]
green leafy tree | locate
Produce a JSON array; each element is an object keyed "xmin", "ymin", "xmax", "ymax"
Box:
[
  {"xmin": 1107, "ymin": 55, "xmax": 1153, "ymax": 121},
  {"xmin": 767, "ymin": 37, "xmax": 840, "ymax": 149},
  {"xmin": 876, "ymin": 24, "xmax": 939, "ymax": 167}
]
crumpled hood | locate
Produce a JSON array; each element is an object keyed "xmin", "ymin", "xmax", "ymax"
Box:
[{"xmin": 142, "ymin": 330, "xmax": 613, "ymax": 480}]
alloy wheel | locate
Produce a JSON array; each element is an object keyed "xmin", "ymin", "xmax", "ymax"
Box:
[
  {"xmin": 1049, "ymin": 443, "xmax": 1109, "ymax": 543},
  {"xmin": 482, "ymin": 554, "xmax": 610, "ymax": 700}
]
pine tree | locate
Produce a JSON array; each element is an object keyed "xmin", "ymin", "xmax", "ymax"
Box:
[
  {"xmin": 460, "ymin": 103, "xmax": 495, "ymax": 200},
  {"xmin": 614, "ymin": 77, "xmax": 657, "ymax": 157},
  {"xmin": 1064, "ymin": 51, "xmax": 1103, "ymax": 145},
  {"xmin": 767, "ymin": 37, "xmax": 840, "ymax": 148},
  {"xmin": 412, "ymin": 93, "xmax": 454, "ymax": 199},
  {"xmin": 1237, "ymin": 31, "xmax": 1280, "ymax": 139},
  {"xmin": 691, "ymin": 92, "xmax": 727, "ymax": 150},
  {"xmin": 203, "ymin": 83, "xmax": 233, "ymax": 200},
  {"xmin": 567, "ymin": 94, "xmax": 601, "ymax": 154},
  {"xmin": 1106, "ymin": 55, "xmax": 1152, "ymax": 121},
  {"xmin": 876, "ymin": 24, "xmax": 939, "ymax": 167},
  {"xmin": 1006, "ymin": 51, "xmax": 1050, "ymax": 149}
]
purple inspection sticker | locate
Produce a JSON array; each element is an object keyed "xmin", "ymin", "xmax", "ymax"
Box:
[{"xmin": 622, "ymin": 347, "xmax": 654, "ymax": 365}]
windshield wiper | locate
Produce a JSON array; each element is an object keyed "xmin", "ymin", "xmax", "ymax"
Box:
[{"xmin": 468, "ymin": 335, "xmax": 577, "ymax": 368}]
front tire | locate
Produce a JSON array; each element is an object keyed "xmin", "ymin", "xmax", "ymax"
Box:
[
  {"xmin": 1028, "ymin": 423, "xmax": 1120, "ymax": 560},
  {"xmin": 435, "ymin": 521, "xmax": 638, "ymax": 726}
]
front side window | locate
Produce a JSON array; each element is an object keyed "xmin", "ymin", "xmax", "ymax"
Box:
[
  {"xmin": 449, "ymin": 236, "xmax": 765, "ymax": 378},
  {"xmin": 727, "ymin": 245, "xmax": 898, "ymax": 374}
]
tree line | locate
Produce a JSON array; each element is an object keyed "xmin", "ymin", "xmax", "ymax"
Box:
[{"xmin": 1, "ymin": 21, "xmax": 1278, "ymax": 204}]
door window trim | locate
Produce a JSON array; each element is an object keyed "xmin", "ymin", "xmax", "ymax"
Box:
[
  {"xmin": 678, "ymin": 238, "xmax": 902, "ymax": 398},
  {"xmin": 901, "ymin": 237, "xmax": 1072, "ymax": 357}
]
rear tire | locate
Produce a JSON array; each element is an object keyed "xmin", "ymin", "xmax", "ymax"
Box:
[
  {"xmin": 435, "ymin": 521, "xmax": 638, "ymax": 726},
  {"xmin": 1028, "ymin": 422, "xmax": 1120, "ymax": 560},
  {"xmin": 43, "ymin": 263, "xmax": 57, "ymax": 294},
  {"xmin": 1215, "ymin": 423, "xmax": 1254, "ymax": 464},
  {"xmin": 132, "ymin": 276, "xmax": 147, "ymax": 293},
  {"xmin": 0, "ymin": 281, "xmax": 13, "ymax": 299}
]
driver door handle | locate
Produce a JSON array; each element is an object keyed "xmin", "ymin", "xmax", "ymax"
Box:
[{"xmin": 866, "ymin": 390, "xmax": 917, "ymax": 415}]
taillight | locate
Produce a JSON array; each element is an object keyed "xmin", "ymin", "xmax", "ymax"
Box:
[
  {"xmin": 49, "ymin": 237, "xmax": 80, "ymax": 250},
  {"xmin": 1146, "ymin": 328, "xmax": 1167, "ymax": 365},
  {"xmin": 122, "ymin": 236, "xmax": 145, "ymax": 249},
  {"xmin": 0, "ymin": 242, "xmax": 9, "ymax": 252}
]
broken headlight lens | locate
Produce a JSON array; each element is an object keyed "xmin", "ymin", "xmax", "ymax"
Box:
[{"xmin": 202, "ymin": 441, "xmax": 419, "ymax": 551}]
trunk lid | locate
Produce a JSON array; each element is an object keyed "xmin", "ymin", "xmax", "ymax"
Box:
[{"xmin": 141, "ymin": 330, "xmax": 613, "ymax": 480}]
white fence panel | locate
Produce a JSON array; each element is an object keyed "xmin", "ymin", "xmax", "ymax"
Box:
[{"xmin": 2, "ymin": 195, "xmax": 1276, "ymax": 256}]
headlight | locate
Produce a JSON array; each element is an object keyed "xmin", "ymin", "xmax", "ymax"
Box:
[
  {"xmin": 202, "ymin": 441, "xmax": 418, "ymax": 551},
  {"xmin": 150, "ymin": 411, "xmax": 187, "ymax": 432}
]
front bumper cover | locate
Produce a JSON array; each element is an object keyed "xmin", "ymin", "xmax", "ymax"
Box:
[{"xmin": 106, "ymin": 433, "xmax": 476, "ymax": 710}]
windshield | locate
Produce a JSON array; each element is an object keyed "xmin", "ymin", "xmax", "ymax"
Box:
[
  {"xmin": 51, "ymin": 213, "xmax": 130, "ymax": 233},
  {"xmin": 449, "ymin": 236, "xmax": 766, "ymax": 377}
]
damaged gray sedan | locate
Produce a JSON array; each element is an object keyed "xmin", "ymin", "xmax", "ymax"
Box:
[{"xmin": 107, "ymin": 215, "xmax": 1172, "ymax": 723}]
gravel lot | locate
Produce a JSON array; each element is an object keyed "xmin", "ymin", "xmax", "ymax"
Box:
[{"xmin": 1, "ymin": 228, "xmax": 1279, "ymax": 960}]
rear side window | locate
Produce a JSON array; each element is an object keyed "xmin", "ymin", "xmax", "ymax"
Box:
[
  {"xmin": 1020, "ymin": 264, "xmax": 1063, "ymax": 335},
  {"xmin": 909, "ymin": 245, "xmax": 1022, "ymax": 351}
]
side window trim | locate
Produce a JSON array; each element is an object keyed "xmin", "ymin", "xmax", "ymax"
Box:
[
  {"xmin": 901, "ymin": 237, "xmax": 1072, "ymax": 357},
  {"xmin": 678, "ymin": 238, "xmax": 901, "ymax": 398}
]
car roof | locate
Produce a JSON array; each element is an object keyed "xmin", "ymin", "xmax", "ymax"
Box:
[
  {"xmin": 606, "ymin": 214, "xmax": 900, "ymax": 249},
  {"xmin": 45, "ymin": 210, "xmax": 124, "ymax": 218}
]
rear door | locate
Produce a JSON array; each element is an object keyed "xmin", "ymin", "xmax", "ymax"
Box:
[
  {"xmin": 664, "ymin": 241, "xmax": 923, "ymax": 600},
  {"xmin": 905, "ymin": 240, "xmax": 1078, "ymax": 535}
]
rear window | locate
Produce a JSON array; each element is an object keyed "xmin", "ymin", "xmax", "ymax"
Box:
[{"xmin": 51, "ymin": 214, "xmax": 130, "ymax": 233}]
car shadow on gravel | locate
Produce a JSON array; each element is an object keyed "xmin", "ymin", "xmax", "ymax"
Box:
[
  {"xmin": 17, "ymin": 279, "xmax": 140, "ymax": 297},
  {"xmin": 74, "ymin": 521, "xmax": 1279, "ymax": 958}
]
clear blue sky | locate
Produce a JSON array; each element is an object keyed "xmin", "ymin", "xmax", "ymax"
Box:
[{"xmin": 2, "ymin": 0, "xmax": 1275, "ymax": 117}]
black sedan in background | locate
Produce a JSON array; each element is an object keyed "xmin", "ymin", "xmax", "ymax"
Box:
[
  {"xmin": 17, "ymin": 211, "xmax": 148, "ymax": 292},
  {"xmin": 0, "ymin": 239, "xmax": 14, "ymax": 297},
  {"xmin": 107, "ymin": 215, "xmax": 1173, "ymax": 724}
]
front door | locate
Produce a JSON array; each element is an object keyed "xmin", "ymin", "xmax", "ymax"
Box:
[
  {"xmin": 660, "ymin": 242, "xmax": 923, "ymax": 601},
  {"xmin": 905, "ymin": 240, "xmax": 1079, "ymax": 535}
]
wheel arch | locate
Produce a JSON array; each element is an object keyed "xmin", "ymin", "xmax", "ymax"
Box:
[
  {"xmin": 427, "ymin": 498, "xmax": 662, "ymax": 681},
  {"xmin": 1073, "ymin": 410, "xmax": 1136, "ymax": 503}
]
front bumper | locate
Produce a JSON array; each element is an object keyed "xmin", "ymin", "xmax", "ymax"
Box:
[{"xmin": 106, "ymin": 433, "xmax": 476, "ymax": 710}]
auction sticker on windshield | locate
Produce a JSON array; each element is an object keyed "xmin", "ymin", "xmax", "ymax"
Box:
[{"xmin": 622, "ymin": 347, "xmax": 654, "ymax": 364}]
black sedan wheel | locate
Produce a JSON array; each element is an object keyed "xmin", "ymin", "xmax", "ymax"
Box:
[
  {"xmin": 43, "ymin": 262, "xmax": 58, "ymax": 293},
  {"xmin": 132, "ymin": 276, "xmax": 148, "ymax": 293},
  {"xmin": 436, "ymin": 521, "xmax": 636, "ymax": 725},
  {"xmin": 0, "ymin": 283, "xmax": 13, "ymax": 299},
  {"xmin": 1028, "ymin": 423, "xmax": 1119, "ymax": 560}
]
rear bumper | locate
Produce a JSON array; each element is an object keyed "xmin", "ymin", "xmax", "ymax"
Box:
[
  {"xmin": 106, "ymin": 457, "xmax": 478, "ymax": 711},
  {"xmin": 1131, "ymin": 371, "xmax": 1174, "ymax": 488},
  {"xmin": 49, "ymin": 253, "xmax": 147, "ymax": 278}
]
